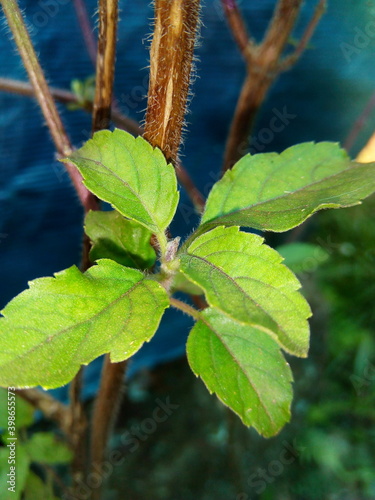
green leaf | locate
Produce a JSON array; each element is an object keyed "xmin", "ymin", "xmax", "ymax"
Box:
[
  {"xmin": 171, "ymin": 271, "xmax": 203, "ymax": 295},
  {"xmin": 0, "ymin": 260, "xmax": 169, "ymax": 389},
  {"xmin": 63, "ymin": 129, "xmax": 179, "ymax": 239},
  {"xmin": 277, "ymin": 242, "xmax": 329, "ymax": 274},
  {"xmin": 85, "ymin": 210, "xmax": 156, "ymax": 269},
  {"xmin": 23, "ymin": 471, "xmax": 59, "ymax": 500},
  {"xmin": 201, "ymin": 142, "xmax": 375, "ymax": 232},
  {"xmin": 25, "ymin": 433, "xmax": 72, "ymax": 465},
  {"xmin": 0, "ymin": 389, "xmax": 34, "ymax": 430},
  {"xmin": 0, "ymin": 444, "xmax": 30, "ymax": 500},
  {"xmin": 180, "ymin": 226, "xmax": 311, "ymax": 357},
  {"xmin": 188, "ymin": 308, "xmax": 293, "ymax": 437}
]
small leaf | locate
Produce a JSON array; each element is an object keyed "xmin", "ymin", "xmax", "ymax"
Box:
[
  {"xmin": 277, "ymin": 242, "xmax": 329, "ymax": 274},
  {"xmin": 63, "ymin": 129, "xmax": 179, "ymax": 236},
  {"xmin": 0, "ymin": 389, "xmax": 34, "ymax": 430},
  {"xmin": 180, "ymin": 226, "xmax": 311, "ymax": 357},
  {"xmin": 0, "ymin": 260, "xmax": 169, "ymax": 389},
  {"xmin": 25, "ymin": 433, "xmax": 72, "ymax": 465},
  {"xmin": 85, "ymin": 210, "xmax": 156, "ymax": 269},
  {"xmin": 201, "ymin": 142, "xmax": 375, "ymax": 232},
  {"xmin": 188, "ymin": 308, "xmax": 293, "ymax": 437}
]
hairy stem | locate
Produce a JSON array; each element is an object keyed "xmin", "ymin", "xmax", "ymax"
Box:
[
  {"xmin": 0, "ymin": 0, "xmax": 97, "ymax": 212},
  {"xmin": 0, "ymin": 0, "xmax": 71, "ymax": 156},
  {"xmin": 144, "ymin": 0, "xmax": 201, "ymax": 164},
  {"xmin": 170, "ymin": 297, "xmax": 200, "ymax": 320},
  {"xmin": 92, "ymin": 0, "xmax": 119, "ymax": 133},
  {"xmin": 90, "ymin": 357, "xmax": 127, "ymax": 500}
]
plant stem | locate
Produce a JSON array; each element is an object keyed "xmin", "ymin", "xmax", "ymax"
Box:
[
  {"xmin": 69, "ymin": 368, "xmax": 88, "ymax": 495},
  {"xmin": 144, "ymin": 0, "xmax": 201, "ymax": 164},
  {"xmin": 0, "ymin": 77, "xmax": 205, "ymax": 212},
  {"xmin": 278, "ymin": 0, "xmax": 327, "ymax": 71},
  {"xmin": 90, "ymin": 357, "xmax": 127, "ymax": 500},
  {"xmin": 0, "ymin": 0, "xmax": 71, "ymax": 156},
  {"xmin": 170, "ymin": 297, "xmax": 201, "ymax": 320},
  {"xmin": 221, "ymin": 0, "xmax": 253, "ymax": 56},
  {"xmin": 222, "ymin": 0, "xmax": 303, "ymax": 171},
  {"xmin": 222, "ymin": 0, "xmax": 325, "ymax": 172},
  {"xmin": 0, "ymin": 0, "xmax": 98, "ymax": 212},
  {"xmin": 73, "ymin": 0, "xmax": 97, "ymax": 67},
  {"xmin": 344, "ymin": 90, "xmax": 375, "ymax": 154},
  {"xmin": 92, "ymin": 0, "xmax": 119, "ymax": 133},
  {"xmin": 16, "ymin": 388, "xmax": 72, "ymax": 435}
]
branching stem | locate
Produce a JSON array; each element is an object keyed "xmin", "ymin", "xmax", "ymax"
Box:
[{"xmin": 222, "ymin": 0, "xmax": 326, "ymax": 172}]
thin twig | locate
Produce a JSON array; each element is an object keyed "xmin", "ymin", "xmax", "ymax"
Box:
[
  {"xmin": 0, "ymin": 0, "xmax": 98, "ymax": 212},
  {"xmin": 16, "ymin": 388, "xmax": 71, "ymax": 435},
  {"xmin": 278, "ymin": 0, "xmax": 327, "ymax": 72},
  {"xmin": 344, "ymin": 91, "xmax": 375, "ymax": 153},
  {"xmin": 73, "ymin": 0, "xmax": 97, "ymax": 67},
  {"xmin": 92, "ymin": 0, "xmax": 119, "ymax": 133},
  {"xmin": 90, "ymin": 357, "xmax": 127, "ymax": 500},
  {"xmin": 0, "ymin": 0, "xmax": 71, "ymax": 156},
  {"xmin": 220, "ymin": 0, "xmax": 253, "ymax": 56},
  {"xmin": 0, "ymin": 77, "xmax": 141, "ymax": 136},
  {"xmin": 0, "ymin": 77, "xmax": 205, "ymax": 211}
]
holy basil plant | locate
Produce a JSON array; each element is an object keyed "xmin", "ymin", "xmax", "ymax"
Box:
[{"xmin": 1, "ymin": 129, "xmax": 375, "ymax": 437}]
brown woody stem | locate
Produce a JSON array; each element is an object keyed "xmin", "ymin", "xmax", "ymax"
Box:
[
  {"xmin": 222, "ymin": 0, "xmax": 326, "ymax": 172},
  {"xmin": 221, "ymin": 0, "xmax": 252, "ymax": 56},
  {"xmin": 69, "ymin": 368, "xmax": 88, "ymax": 495},
  {"xmin": 144, "ymin": 0, "xmax": 201, "ymax": 164},
  {"xmin": 92, "ymin": 0, "xmax": 119, "ymax": 133},
  {"xmin": 90, "ymin": 357, "xmax": 127, "ymax": 500}
]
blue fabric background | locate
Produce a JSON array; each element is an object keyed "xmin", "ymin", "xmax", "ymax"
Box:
[{"xmin": 1, "ymin": 0, "xmax": 375, "ymax": 400}]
